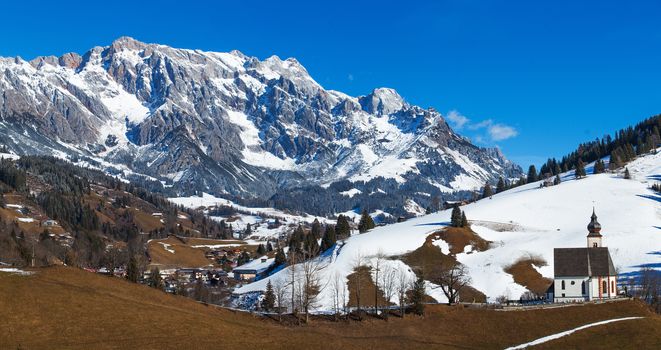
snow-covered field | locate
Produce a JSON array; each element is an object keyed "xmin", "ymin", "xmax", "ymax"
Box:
[{"xmin": 235, "ymin": 151, "xmax": 661, "ymax": 310}]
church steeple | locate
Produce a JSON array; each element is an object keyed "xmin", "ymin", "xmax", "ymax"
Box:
[{"xmin": 587, "ymin": 208, "xmax": 603, "ymax": 248}]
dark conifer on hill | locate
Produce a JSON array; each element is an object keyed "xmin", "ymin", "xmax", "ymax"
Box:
[
  {"xmin": 126, "ymin": 255, "xmax": 139, "ymax": 283},
  {"xmin": 575, "ymin": 159, "xmax": 586, "ymax": 179},
  {"xmin": 358, "ymin": 209, "xmax": 375, "ymax": 233},
  {"xmin": 335, "ymin": 214, "xmax": 351, "ymax": 239},
  {"xmin": 262, "ymin": 280, "xmax": 276, "ymax": 311},
  {"xmin": 311, "ymin": 219, "xmax": 322, "ymax": 239},
  {"xmin": 274, "ymin": 248, "xmax": 287, "ymax": 266},
  {"xmin": 148, "ymin": 267, "xmax": 163, "ymax": 290},
  {"xmin": 450, "ymin": 206, "xmax": 462, "ymax": 228},
  {"xmin": 461, "ymin": 211, "xmax": 469, "ymax": 228},
  {"xmin": 303, "ymin": 230, "xmax": 320, "ymax": 257},
  {"xmin": 482, "ymin": 182, "xmax": 493, "ymax": 199},
  {"xmin": 410, "ymin": 275, "xmax": 426, "ymax": 316},
  {"xmin": 593, "ymin": 159, "xmax": 606, "ymax": 174},
  {"xmin": 554, "ymin": 174, "xmax": 562, "ymax": 185},
  {"xmin": 527, "ymin": 165, "xmax": 538, "ymax": 183},
  {"xmin": 257, "ymin": 244, "xmax": 267, "ymax": 256},
  {"xmin": 496, "ymin": 177, "xmax": 506, "ymax": 193},
  {"xmin": 624, "ymin": 167, "xmax": 631, "ymax": 179},
  {"xmin": 320, "ymin": 224, "xmax": 336, "ymax": 252}
]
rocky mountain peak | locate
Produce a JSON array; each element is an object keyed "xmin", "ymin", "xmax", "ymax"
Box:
[
  {"xmin": 0, "ymin": 38, "xmax": 522, "ymax": 216},
  {"xmin": 359, "ymin": 87, "xmax": 407, "ymax": 115}
]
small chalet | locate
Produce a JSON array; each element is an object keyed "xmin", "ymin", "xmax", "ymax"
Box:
[
  {"xmin": 232, "ymin": 256, "xmax": 274, "ymax": 282},
  {"xmin": 550, "ymin": 209, "xmax": 618, "ymax": 302}
]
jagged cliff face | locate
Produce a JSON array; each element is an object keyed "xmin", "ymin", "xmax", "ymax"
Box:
[{"xmin": 0, "ymin": 37, "xmax": 521, "ymax": 212}]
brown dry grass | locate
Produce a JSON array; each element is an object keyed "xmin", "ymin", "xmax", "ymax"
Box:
[
  {"xmin": 147, "ymin": 236, "xmax": 213, "ymax": 268},
  {"xmin": 347, "ymin": 265, "xmax": 393, "ymax": 309},
  {"xmin": 505, "ymin": 255, "xmax": 553, "ymax": 295},
  {"xmin": 429, "ymin": 226, "xmax": 490, "ymax": 255},
  {"xmin": 1, "ymin": 266, "xmax": 659, "ymax": 350}
]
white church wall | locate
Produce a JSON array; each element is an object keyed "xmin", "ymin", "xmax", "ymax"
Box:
[{"xmin": 554, "ymin": 277, "xmax": 588, "ymax": 302}]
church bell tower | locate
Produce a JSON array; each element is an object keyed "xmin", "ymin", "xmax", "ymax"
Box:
[{"xmin": 587, "ymin": 208, "xmax": 602, "ymax": 248}]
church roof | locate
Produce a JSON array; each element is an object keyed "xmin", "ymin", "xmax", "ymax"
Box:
[{"xmin": 554, "ymin": 247, "xmax": 616, "ymax": 277}]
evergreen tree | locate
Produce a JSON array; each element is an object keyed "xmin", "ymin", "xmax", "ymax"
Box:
[
  {"xmin": 274, "ymin": 248, "xmax": 287, "ymax": 266},
  {"xmin": 554, "ymin": 174, "xmax": 562, "ymax": 185},
  {"xmin": 126, "ymin": 255, "xmax": 139, "ymax": 283},
  {"xmin": 527, "ymin": 165, "xmax": 538, "ymax": 183},
  {"xmin": 320, "ymin": 224, "xmax": 336, "ymax": 252},
  {"xmin": 482, "ymin": 182, "xmax": 493, "ymax": 199},
  {"xmin": 303, "ymin": 231, "xmax": 320, "ymax": 257},
  {"xmin": 624, "ymin": 167, "xmax": 631, "ymax": 179},
  {"xmin": 496, "ymin": 177, "xmax": 506, "ymax": 193},
  {"xmin": 310, "ymin": 219, "xmax": 322, "ymax": 239},
  {"xmin": 450, "ymin": 206, "xmax": 462, "ymax": 228},
  {"xmin": 237, "ymin": 251, "xmax": 251, "ymax": 266},
  {"xmin": 266, "ymin": 241, "xmax": 273, "ymax": 252},
  {"xmin": 410, "ymin": 275, "xmax": 426, "ymax": 316},
  {"xmin": 593, "ymin": 159, "xmax": 605, "ymax": 174},
  {"xmin": 262, "ymin": 280, "xmax": 276, "ymax": 312},
  {"xmin": 575, "ymin": 159, "xmax": 586, "ymax": 179},
  {"xmin": 358, "ymin": 209, "xmax": 375, "ymax": 233},
  {"xmin": 257, "ymin": 244, "xmax": 266, "ymax": 256},
  {"xmin": 461, "ymin": 211, "xmax": 469, "ymax": 228},
  {"xmin": 335, "ymin": 215, "xmax": 351, "ymax": 239},
  {"xmin": 148, "ymin": 267, "xmax": 163, "ymax": 290}
]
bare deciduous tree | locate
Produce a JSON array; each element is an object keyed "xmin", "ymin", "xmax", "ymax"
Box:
[
  {"xmin": 396, "ymin": 268, "xmax": 413, "ymax": 318},
  {"xmin": 299, "ymin": 256, "xmax": 327, "ymax": 323},
  {"xmin": 331, "ymin": 272, "xmax": 346, "ymax": 321},
  {"xmin": 372, "ymin": 251, "xmax": 386, "ymax": 315},
  {"xmin": 351, "ymin": 253, "xmax": 366, "ymax": 319},
  {"xmin": 379, "ymin": 263, "xmax": 398, "ymax": 320},
  {"xmin": 273, "ymin": 279, "xmax": 288, "ymax": 322},
  {"xmin": 433, "ymin": 262, "xmax": 471, "ymax": 305}
]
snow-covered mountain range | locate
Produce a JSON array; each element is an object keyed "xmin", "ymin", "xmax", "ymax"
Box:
[{"xmin": 0, "ymin": 37, "xmax": 521, "ymax": 214}]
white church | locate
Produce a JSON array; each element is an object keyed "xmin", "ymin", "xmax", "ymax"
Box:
[{"xmin": 549, "ymin": 209, "xmax": 618, "ymax": 302}]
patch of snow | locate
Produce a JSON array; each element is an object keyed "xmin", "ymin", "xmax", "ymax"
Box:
[
  {"xmin": 0, "ymin": 268, "xmax": 33, "ymax": 275},
  {"xmin": 340, "ymin": 188, "xmax": 362, "ymax": 197},
  {"xmin": 158, "ymin": 242, "xmax": 175, "ymax": 254}
]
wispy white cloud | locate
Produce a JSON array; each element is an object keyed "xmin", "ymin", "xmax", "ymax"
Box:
[
  {"xmin": 488, "ymin": 123, "xmax": 518, "ymax": 141},
  {"xmin": 347, "ymin": 73, "xmax": 354, "ymax": 81},
  {"xmin": 445, "ymin": 110, "xmax": 518, "ymax": 142},
  {"xmin": 446, "ymin": 110, "xmax": 469, "ymax": 129}
]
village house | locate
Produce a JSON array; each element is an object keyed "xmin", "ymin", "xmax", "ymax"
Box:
[
  {"xmin": 232, "ymin": 256, "xmax": 274, "ymax": 282},
  {"xmin": 550, "ymin": 209, "xmax": 618, "ymax": 302}
]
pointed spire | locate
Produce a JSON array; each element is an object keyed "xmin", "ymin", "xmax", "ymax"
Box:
[{"xmin": 587, "ymin": 208, "xmax": 602, "ymax": 236}]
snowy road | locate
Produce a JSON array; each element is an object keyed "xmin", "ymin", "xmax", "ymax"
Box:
[{"xmin": 504, "ymin": 316, "xmax": 644, "ymax": 349}]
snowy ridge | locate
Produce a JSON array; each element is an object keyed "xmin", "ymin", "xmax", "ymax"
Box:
[{"xmin": 0, "ymin": 37, "xmax": 521, "ymax": 213}]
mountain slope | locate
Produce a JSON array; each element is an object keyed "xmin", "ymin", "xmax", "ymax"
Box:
[
  {"xmin": 236, "ymin": 150, "xmax": 661, "ymax": 308},
  {"xmin": 0, "ymin": 37, "xmax": 521, "ymax": 215}
]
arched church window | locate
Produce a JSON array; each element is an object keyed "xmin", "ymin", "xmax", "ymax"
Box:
[
  {"xmin": 561, "ymin": 280, "xmax": 565, "ymax": 290},
  {"xmin": 602, "ymin": 280, "xmax": 607, "ymax": 293}
]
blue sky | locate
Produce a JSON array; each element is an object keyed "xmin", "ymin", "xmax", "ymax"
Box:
[{"xmin": 2, "ymin": 0, "xmax": 660, "ymax": 167}]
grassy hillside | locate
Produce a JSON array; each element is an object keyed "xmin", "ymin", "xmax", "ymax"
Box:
[{"xmin": 2, "ymin": 267, "xmax": 660, "ymax": 350}]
